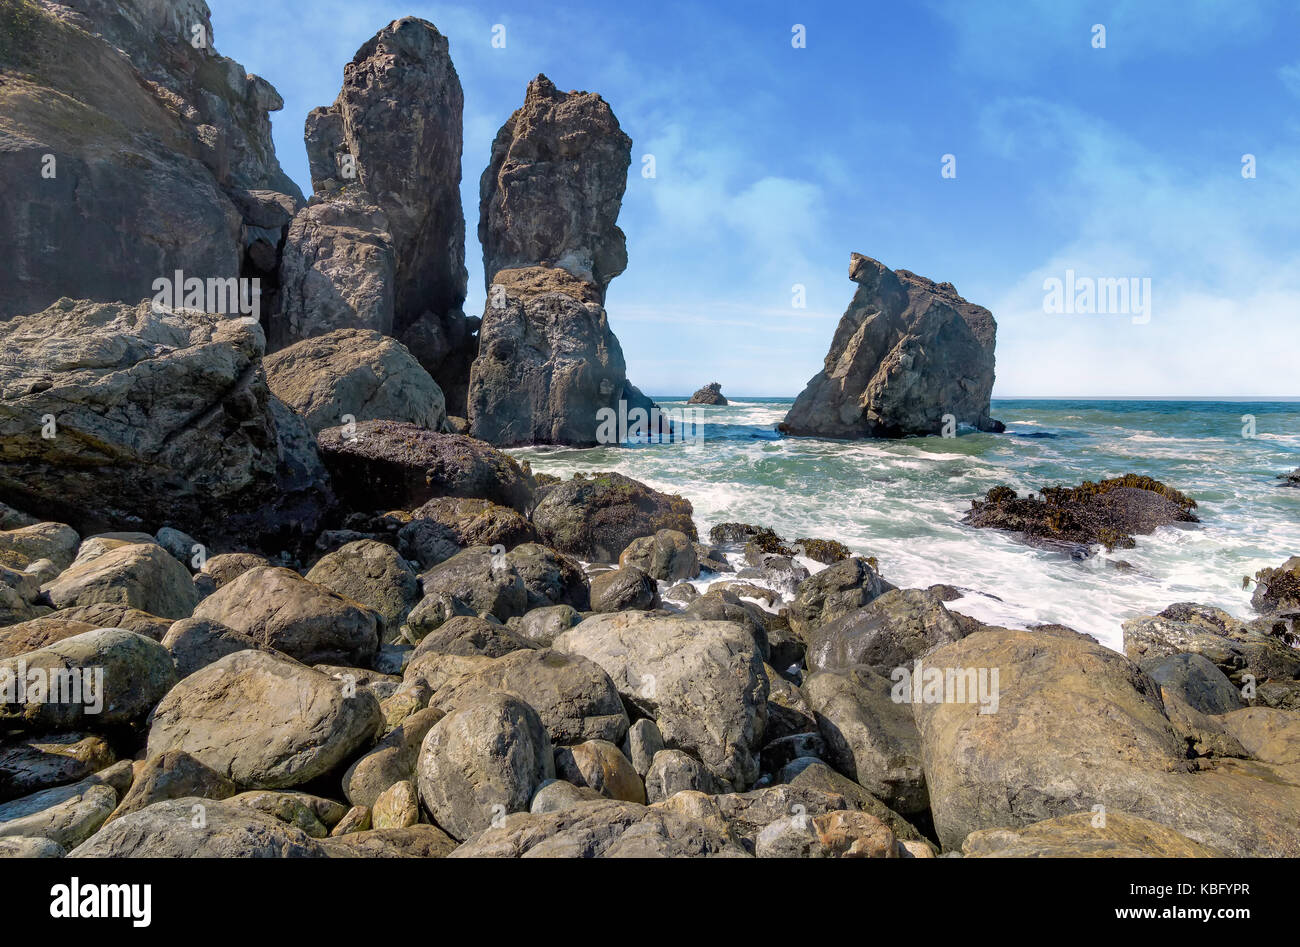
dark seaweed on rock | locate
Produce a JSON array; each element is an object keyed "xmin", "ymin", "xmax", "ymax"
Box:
[{"xmin": 963, "ymin": 474, "xmax": 1199, "ymax": 552}]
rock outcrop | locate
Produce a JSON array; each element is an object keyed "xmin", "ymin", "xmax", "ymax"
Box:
[
  {"xmin": 963, "ymin": 475, "xmax": 1199, "ymax": 554},
  {"xmin": 264, "ymin": 329, "xmax": 448, "ymax": 435},
  {"xmin": 468, "ymin": 76, "xmax": 653, "ymax": 446},
  {"xmin": 479, "ymin": 74, "xmax": 631, "ymax": 298},
  {"xmin": 687, "ymin": 383, "xmax": 728, "ymax": 406},
  {"xmin": 296, "ymin": 17, "xmax": 472, "ymax": 411},
  {"xmin": 780, "ymin": 253, "xmax": 1001, "ymax": 438},
  {"xmin": 0, "ymin": 299, "xmax": 332, "ymax": 549},
  {"xmin": 0, "ymin": 0, "xmax": 301, "ymax": 321}
]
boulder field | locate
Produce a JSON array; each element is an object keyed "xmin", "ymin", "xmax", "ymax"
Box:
[{"xmin": 1, "ymin": 1, "xmax": 1296, "ymax": 862}]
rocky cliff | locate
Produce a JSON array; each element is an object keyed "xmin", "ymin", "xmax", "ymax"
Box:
[
  {"xmin": 780, "ymin": 254, "xmax": 1002, "ymax": 438},
  {"xmin": 0, "ymin": 0, "xmax": 300, "ymax": 321}
]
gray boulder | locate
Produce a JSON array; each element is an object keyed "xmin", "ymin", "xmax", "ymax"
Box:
[
  {"xmin": 265, "ymin": 329, "xmax": 448, "ymax": 436},
  {"xmin": 305, "ymin": 540, "xmax": 420, "ymax": 637},
  {"xmin": 805, "ymin": 588, "xmax": 966, "ymax": 674},
  {"xmin": 147, "ymin": 650, "xmax": 382, "ymax": 790},
  {"xmin": 780, "ymin": 253, "xmax": 1001, "ymax": 438},
  {"xmin": 590, "ymin": 566, "xmax": 661, "ymax": 613},
  {"xmin": 554, "ymin": 613, "xmax": 768, "ymax": 789},
  {"xmin": 416, "ymin": 691, "xmax": 555, "ymax": 841},
  {"xmin": 1142, "ymin": 652, "xmax": 1245, "ymax": 716},
  {"xmin": 192, "ymin": 566, "xmax": 380, "ymax": 666},
  {"xmin": 0, "ymin": 300, "xmax": 331, "ymax": 548},
  {"xmin": 531, "ymin": 472, "xmax": 696, "ymax": 562},
  {"xmin": 43, "ymin": 541, "xmax": 199, "ymax": 620},
  {"xmin": 619, "ymin": 529, "xmax": 699, "ymax": 581}
]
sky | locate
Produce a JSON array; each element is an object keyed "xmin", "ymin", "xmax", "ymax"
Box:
[{"xmin": 211, "ymin": 0, "xmax": 1300, "ymax": 398}]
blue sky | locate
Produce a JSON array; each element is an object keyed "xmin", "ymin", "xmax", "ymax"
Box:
[{"xmin": 212, "ymin": 0, "xmax": 1300, "ymax": 397}]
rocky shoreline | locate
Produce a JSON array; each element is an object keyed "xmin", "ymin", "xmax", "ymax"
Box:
[
  {"xmin": 0, "ymin": 448, "xmax": 1298, "ymax": 857},
  {"xmin": 0, "ymin": 2, "xmax": 1297, "ymax": 860}
]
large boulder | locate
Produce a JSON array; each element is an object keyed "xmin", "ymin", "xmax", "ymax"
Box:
[
  {"xmin": 0, "ymin": 732, "xmax": 116, "ymax": 803},
  {"xmin": 589, "ymin": 566, "xmax": 660, "ymax": 613},
  {"xmin": 619, "ymin": 529, "xmax": 699, "ymax": 581},
  {"xmin": 0, "ymin": 628, "xmax": 175, "ymax": 730},
  {"xmin": 0, "ymin": 763, "xmax": 131, "ymax": 849},
  {"xmin": 317, "ymin": 420, "xmax": 535, "ymax": 515},
  {"xmin": 304, "ymin": 540, "xmax": 420, "ymax": 637},
  {"xmin": 803, "ymin": 666, "xmax": 927, "ymax": 815},
  {"xmin": 43, "ymin": 541, "xmax": 198, "ymax": 620},
  {"xmin": 804, "ymin": 588, "xmax": 966, "ymax": 674},
  {"xmin": 450, "ymin": 798, "xmax": 745, "ymax": 857},
  {"xmin": 687, "ymin": 383, "xmax": 728, "ymax": 406},
  {"xmin": 780, "ymin": 253, "xmax": 1001, "ymax": 438},
  {"xmin": 399, "ymin": 497, "xmax": 536, "ymax": 569},
  {"xmin": 554, "ymin": 613, "xmax": 768, "ymax": 789},
  {"xmin": 531, "ymin": 472, "xmax": 696, "ymax": 562},
  {"xmin": 273, "ymin": 199, "xmax": 397, "ymax": 350},
  {"xmin": 416, "ymin": 691, "xmax": 554, "ymax": 841},
  {"xmin": 147, "ymin": 650, "xmax": 382, "ymax": 790},
  {"xmin": 915, "ymin": 626, "xmax": 1300, "ymax": 855},
  {"xmin": 429, "ymin": 647, "xmax": 628, "ymax": 745},
  {"xmin": 304, "ymin": 17, "xmax": 470, "ymax": 408},
  {"xmin": 963, "ymin": 476, "xmax": 1199, "ymax": 553},
  {"xmin": 419, "ymin": 547, "xmax": 527, "ymax": 621},
  {"xmin": 0, "ymin": 300, "xmax": 331, "ymax": 548},
  {"xmin": 785, "ymin": 556, "xmax": 891, "ymax": 640},
  {"xmin": 479, "ymin": 74, "xmax": 631, "ymax": 301},
  {"xmin": 192, "ymin": 566, "xmax": 379, "ymax": 666},
  {"xmin": 69, "ymin": 797, "xmax": 328, "ymax": 858},
  {"xmin": 468, "ymin": 266, "xmax": 647, "ymax": 446}
]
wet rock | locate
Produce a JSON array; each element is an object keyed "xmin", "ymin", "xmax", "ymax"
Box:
[
  {"xmin": 1123, "ymin": 602, "xmax": 1300, "ymax": 688},
  {"xmin": 619, "ymin": 529, "xmax": 699, "ymax": 581},
  {"xmin": 1251, "ymin": 557, "xmax": 1300, "ymax": 616},
  {"xmin": 1141, "ymin": 652, "xmax": 1245, "ymax": 716},
  {"xmin": 963, "ymin": 475, "xmax": 1199, "ymax": 553},
  {"xmin": 419, "ymin": 547, "xmax": 528, "ymax": 621},
  {"xmin": 786, "ymin": 557, "xmax": 891, "ymax": 640},
  {"xmin": 805, "ymin": 588, "xmax": 966, "ymax": 674},
  {"xmin": 780, "ymin": 253, "xmax": 1001, "ymax": 438}
]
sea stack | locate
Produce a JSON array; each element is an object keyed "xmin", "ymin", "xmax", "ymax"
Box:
[
  {"xmin": 780, "ymin": 253, "xmax": 1002, "ymax": 438},
  {"xmin": 290, "ymin": 17, "xmax": 474, "ymax": 412},
  {"xmin": 468, "ymin": 75, "xmax": 655, "ymax": 447},
  {"xmin": 688, "ymin": 383, "xmax": 729, "ymax": 406}
]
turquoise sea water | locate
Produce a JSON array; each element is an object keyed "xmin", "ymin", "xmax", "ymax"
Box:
[{"xmin": 509, "ymin": 399, "xmax": 1300, "ymax": 650}]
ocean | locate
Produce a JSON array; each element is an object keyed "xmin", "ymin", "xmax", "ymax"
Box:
[{"xmin": 508, "ymin": 399, "xmax": 1300, "ymax": 650}]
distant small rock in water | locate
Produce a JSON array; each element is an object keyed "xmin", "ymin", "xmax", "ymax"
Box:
[
  {"xmin": 687, "ymin": 383, "xmax": 728, "ymax": 406},
  {"xmin": 1279, "ymin": 467, "xmax": 1300, "ymax": 487}
]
